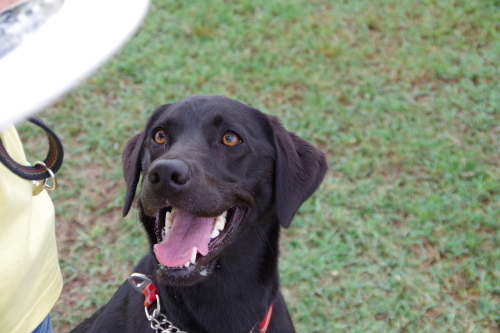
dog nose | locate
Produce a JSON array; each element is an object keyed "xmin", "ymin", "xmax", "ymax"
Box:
[{"xmin": 148, "ymin": 159, "xmax": 191, "ymax": 193}]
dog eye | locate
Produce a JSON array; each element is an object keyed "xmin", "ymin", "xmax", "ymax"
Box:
[
  {"xmin": 222, "ymin": 132, "xmax": 241, "ymax": 147},
  {"xmin": 153, "ymin": 129, "xmax": 167, "ymax": 144}
]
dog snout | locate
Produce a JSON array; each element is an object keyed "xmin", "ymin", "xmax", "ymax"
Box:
[{"xmin": 148, "ymin": 159, "xmax": 191, "ymax": 194}]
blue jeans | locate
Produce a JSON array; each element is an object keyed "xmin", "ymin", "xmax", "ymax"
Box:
[{"xmin": 32, "ymin": 315, "xmax": 52, "ymax": 333}]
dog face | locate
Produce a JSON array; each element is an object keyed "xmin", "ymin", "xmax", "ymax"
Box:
[{"xmin": 122, "ymin": 95, "xmax": 327, "ymax": 286}]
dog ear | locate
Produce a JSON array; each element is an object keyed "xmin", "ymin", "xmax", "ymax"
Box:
[
  {"xmin": 122, "ymin": 132, "xmax": 145, "ymax": 217},
  {"xmin": 270, "ymin": 116, "xmax": 327, "ymax": 228}
]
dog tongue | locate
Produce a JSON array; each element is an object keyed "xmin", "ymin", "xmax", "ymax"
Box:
[{"xmin": 154, "ymin": 208, "xmax": 214, "ymax": 267}]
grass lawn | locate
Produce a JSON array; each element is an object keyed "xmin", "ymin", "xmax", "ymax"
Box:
[{"xmin": 17, "ymin": 0, "xmax": 499, "ymax": 331}]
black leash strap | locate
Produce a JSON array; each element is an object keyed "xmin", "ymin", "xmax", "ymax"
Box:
[{"xmin": 0, "ymin": 117, "xmax": 64, "ymax": 181}]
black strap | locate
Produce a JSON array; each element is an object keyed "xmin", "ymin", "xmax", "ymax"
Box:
[{"xmin": 0, "ymin": 117, "xmax": 64, "ymax": 180}]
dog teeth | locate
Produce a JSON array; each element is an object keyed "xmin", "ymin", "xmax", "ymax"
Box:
[
  {"xmin": 210, "ymin": 212, "xmax": 227, "ymax": 239},
  {"xmin": 215, "ymin": 215, "xmax": 226, "ymax": 230},
  {"xmin": 165, "ymin": 211, "xmax": 173, "ymax": 229},
  {"xmin": 160, "ymin": 211, "xmax": 172, "ymax": 241},
  {"xmin": 210, "ymin": 229, "xmax": 220, "ymax": 239},
  {"xmin": 171, "ymin": 207, "xmax": 177, "ymax": 216},
  {"xmin": 190, "ymin": 248, "xmax": 197, "ymax": 265},
  {"xmin": 177, "ymin": 249, "xmax": 198, "ymax": 269}
]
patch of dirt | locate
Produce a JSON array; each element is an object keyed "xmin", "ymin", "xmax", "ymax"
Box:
[{"xmin": 409, "ymin": 238, "xmax": 441, "ymax": 268}]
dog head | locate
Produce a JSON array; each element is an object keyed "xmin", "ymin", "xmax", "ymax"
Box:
[{"xmin": 122, "ymin": 95, "xmax": 327, "ymax": 284}]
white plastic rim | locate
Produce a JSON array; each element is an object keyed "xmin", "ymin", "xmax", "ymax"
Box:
[{"xmin": 0, "ymin": 0, "xmax": 149, "ymax": 131}]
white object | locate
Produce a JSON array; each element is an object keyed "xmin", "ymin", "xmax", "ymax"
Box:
[{"xmin": 0, "ymin": 0, "xmax": 149, "ymax": 131}]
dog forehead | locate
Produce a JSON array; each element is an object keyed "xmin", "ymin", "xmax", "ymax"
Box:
[
  {"xmin": 176, "ymin": 95, "xmax": 253, "ymax": 117},
  {"xmin": 154, "ymin": 95, "xmax": 268, "ymax": 130}
]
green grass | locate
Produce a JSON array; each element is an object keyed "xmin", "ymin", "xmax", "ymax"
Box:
[{"xmin": 17, "ymin": 0, "xmax": 500, "ymax": 331}]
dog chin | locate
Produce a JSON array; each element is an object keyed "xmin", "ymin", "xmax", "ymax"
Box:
[{"xmin": 155, "ymin": 258, "xmax": 216, "ymax": 286}]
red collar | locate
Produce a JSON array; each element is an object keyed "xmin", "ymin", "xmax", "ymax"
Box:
[
  {"xmin": 256, "ymin": 304, "xmax": 273, "ymax": 333},
  {"xmin": 129, "ymin": 273, "xmax": 274, "ymax": 333}
]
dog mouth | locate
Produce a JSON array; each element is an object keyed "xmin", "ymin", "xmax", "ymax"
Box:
[{"xmin": 152, "ymin": 206, "xmax": 244, "ymax": 272}]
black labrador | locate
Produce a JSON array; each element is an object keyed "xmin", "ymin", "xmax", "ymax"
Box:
[{"xmin": 71, "ymin": 95, "xmax": 327, "ymax": 333}]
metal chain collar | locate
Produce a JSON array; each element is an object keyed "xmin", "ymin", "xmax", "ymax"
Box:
[
  {"xmin": 145, "ymin": 293, "xmax": 265, "ymax": 333},
  {"xmin": 144, "ymin": 294, "xmax": 187, "ymax": 333},
  {"xmin": 129, "ymin": 273, "xmax": 271, "ymax": 333}
]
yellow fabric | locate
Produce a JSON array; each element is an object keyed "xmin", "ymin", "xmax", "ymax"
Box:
[{"xmin": 0, "ymin": 126, "xmax": 62, "ymax": 333}]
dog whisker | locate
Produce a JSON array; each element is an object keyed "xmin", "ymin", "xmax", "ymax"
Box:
[{"xmin": 248, "ymin": 214, "xmax": 277, "ymax": 263}]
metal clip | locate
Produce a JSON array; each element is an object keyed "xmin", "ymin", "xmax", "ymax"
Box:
[
  {"xmin": 127, "ymin": 273, "xmax": 187, "ymax": 333},
  {"xmin": 145, "ymin": 294, "xmax": 161, "ymax": 321},
  {"xmin": 128, "ymin": 273, "xmax": 153, "ymax": 293},
  {"xmin": 32, "ymin": 161, "xmax": 57, "ymax": 196}
]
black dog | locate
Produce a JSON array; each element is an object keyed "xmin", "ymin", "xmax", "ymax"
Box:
[{"xmin": 71, "ymin": 95, "xmax": 327, "ymax": 333}]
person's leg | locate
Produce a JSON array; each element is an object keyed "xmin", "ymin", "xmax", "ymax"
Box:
[{"xmin": 31, "ymin": 315, "xmax": 52, "ymax": 333}]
